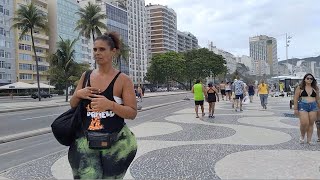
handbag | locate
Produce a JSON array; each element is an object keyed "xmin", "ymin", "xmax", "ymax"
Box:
[{"xmin": 51, "ymin": 70, "xmax": 92, "ymax": 146}]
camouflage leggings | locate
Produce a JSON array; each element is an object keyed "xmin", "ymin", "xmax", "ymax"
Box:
[{"xmin": 68, "ymin": 125, "xmax": 137, "ymax": 179}]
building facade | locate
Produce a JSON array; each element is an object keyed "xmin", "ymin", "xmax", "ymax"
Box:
[
  {"xmin": 249, "ymin": 35, "xmax": 278, "ymax": 76},
  {"xmin": 104, "ymin": 2, "xmax": 129, "ymax": 75},
  {"xmin": 177, "ymin": 31, "xmax": 198, "ymax": 52},
  {"xmin": 0, "ymin": 0, "xmax": 15, "ymax": 85},
  {"xmin": 208, "ymin": 42, "xmax": 237, "ymax": 74},
  {"xmin": 237, "ymin": 55, "xmax": 255, "ymax": 75},
  {"xmin": 146, "ymin": 4, "xmax": 178, "ymax": 58},
  {"xmin": 14, "ymin": 0, "xmax": 50, "ymax": 84},
  {"xmin": 49, "ymin": 0, "xmax": 93, "ymax": 67}
]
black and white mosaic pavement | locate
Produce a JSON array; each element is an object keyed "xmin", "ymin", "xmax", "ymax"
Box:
[{"xmin": 2, "ymin": 96, "xmax": 319, "ymax": 180}]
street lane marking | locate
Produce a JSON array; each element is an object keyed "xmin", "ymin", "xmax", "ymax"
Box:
[
  {"xmin": 0, "ymin": 148, "xmax": 23, "ymax": 157},
  {"xmin": 20, "ymin": 114, "xmax": 61, "ymax": 121}
]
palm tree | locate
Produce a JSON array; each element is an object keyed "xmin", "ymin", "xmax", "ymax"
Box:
[
  {"xmin": 49, "ymin": 38, "xmax": 78, "ymax": 102},
  {"xmin": 116, "ymin": 40, "xmax": 130, "ymax": 72},
  {"xmin": 11, "ymin": 3, "xmax": 47, "ymax": 101},
  {"xmin": 75, "ymin": 2, "xmax": 107, "ymax": 69}
]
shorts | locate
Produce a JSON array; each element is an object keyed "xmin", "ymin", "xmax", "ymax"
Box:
[
  {"xmin": 298, "ymin": 101, "xmax": 318, "ymax": 112},
  {"xmin": 195, "ymin": 100, "xmax": 204, "ymax": 106},
  {"xmin": 248, "ymin": 92, "xmax": 254, "ymax": 96},
  {"xmin": 235, "ymin": 94, "xmax": 244, "ymax": 100},
  {"xmin": 221, "ymin": 90, "xmax": 226, "ymax": 95},
  {"xmin": 226, "ymin": 90, "xmax": 231, "ymax": 93}
]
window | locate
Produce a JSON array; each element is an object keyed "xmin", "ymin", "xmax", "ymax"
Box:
[
  {"xmin": 0, "ymin": 5, "xmax": 3, "ymax": 13},
  {"xmin": 19, "ymin": 63, "xmax": 33, "ymax": 70},
  {"xmin": 19, "ymin": 73, "xmax": 32, "ymax": 80},
  {"xmin": 0, "ymin": 49, "xmax": 4, "ymax": 57},
  {"xmin": 0, "ymin": 61, "xmax": 4, "ymax": 68},
  {"xmin": 19, "ymin": 43, "xmax": 32, "ymax": 51},
  {"xmin": 19, "ymin": 53, "xmax": 32, "ymax": 61}
]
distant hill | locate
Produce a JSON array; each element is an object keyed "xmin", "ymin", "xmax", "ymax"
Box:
[{"xmin": 279, "ymin": 56, "xmax": 320, "ymax": 65}]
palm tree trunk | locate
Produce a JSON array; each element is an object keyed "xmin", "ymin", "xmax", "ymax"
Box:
[
  {"xmin": 65, "ymin": 82, "xmax": 69, "ymax": 102},
  {"xmin": 92, "ymin": 30, "xmax": 96, "ymax": 69},
  {"xmin": 30, "ymin": 28, "xmax": 41, "ymax": 101}
]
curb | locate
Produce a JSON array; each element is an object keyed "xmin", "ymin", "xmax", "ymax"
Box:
[
  {"xmin": 0, "ymin": 103, "xmax": 69, "ymax": 113},
  {"xmin": 0, "ymin": 99, "xmax": 188, "ymax": 144}
]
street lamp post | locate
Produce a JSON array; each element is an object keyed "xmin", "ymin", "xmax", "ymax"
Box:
[{"xmin": 285, "ymin": 33, "xmax": 292, "ymax": 75}]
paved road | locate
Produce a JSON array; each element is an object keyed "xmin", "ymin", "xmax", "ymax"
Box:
[
  {"xmin": 0, "ymin": 99, "xmax": 191, "ymax": 173},
  {"xmin": 0, "ymin": 93, "xmax": 189, "ymax": 137}
]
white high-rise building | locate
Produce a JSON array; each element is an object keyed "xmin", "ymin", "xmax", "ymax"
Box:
[
  {"xmin": 78, "ymin": 0, "xmax": 148, "ymax": 85},
  {"xmin": 249, "ymin": 35, "xmax": 278, "ymax": 76},
  {"xmin": 208, "ymin": 42, "xmax": 237, "ymax": 74}
]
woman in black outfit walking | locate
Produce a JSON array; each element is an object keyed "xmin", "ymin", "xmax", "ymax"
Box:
[{"xmin": 206, "ymin": 83, "xmax": 219, "ymax": 118}]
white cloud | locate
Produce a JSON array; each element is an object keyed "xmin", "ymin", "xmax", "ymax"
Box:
[{"xmin": 145, "ymin": 0, "xmax": 320, "ymax": 59}]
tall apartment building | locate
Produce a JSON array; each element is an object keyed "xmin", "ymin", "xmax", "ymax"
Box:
[
  {"xmin": 249, "ymin": 35, "xmax": 278, "ymax": 76},
  {"xmin": 14, "ymin": 0, "xmax": 50, "ymax": 84},
  {"xmin": 177, "ymin": 31, "xmax": 198, "ymax": 52},
  {"xmin": 48, "ymin": 0, "xmax": 93, "ymax": 67},
  {"xmin": 103, "ymin": 1, "xmax": 129, "ymax": 75},
  {"xmin": 146, "ymin": 4, "xmax": 178, "ymax": 58},
  {"xmin": 78, "ymin": 0, "xmax": 148, "ymax": 85},
  {"xmin": 0, "ymin": 0, "xmax": 15, "ymax": 85}
]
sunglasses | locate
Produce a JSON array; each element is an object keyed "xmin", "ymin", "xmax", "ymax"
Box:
[{"xmin": 306, "ymin": 77, "xmax": 314, "ymax": 80}]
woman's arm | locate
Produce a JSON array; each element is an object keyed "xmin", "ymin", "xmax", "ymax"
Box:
[
  {"xmin": 70, "ymin": 72, "xmax": 86, "ymax": 108},
  {"xmin": 111, "ymin": 76, "xmax": 137, "ymax": 120}
]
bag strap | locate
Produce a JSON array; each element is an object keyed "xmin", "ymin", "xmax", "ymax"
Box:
[{"xmin": 82, "ymin": 70, "xmax": 93, "ymax": 88}]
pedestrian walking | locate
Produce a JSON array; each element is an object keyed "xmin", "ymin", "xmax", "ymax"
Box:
[
  {"xmin": 206, "ymin": 83, "xmax": 219, "ymax": 118},
  {"xmin": 293, "ymin": 73, "xmax": 319, "ymax": 144},
  {"xmin": 137, "ymin": 86, "xmax": 143, "ymax": 102},
  {"xmin": 233, "ymin": 77, "xmax": 246, "ymax": 112},
  {"xmin": 248, "ymin": 82, "xmax": 255, "ymax": 103},
  {"xmin": 219, "ymin": 81, "xmax": 226, "ymax": 100},
  {"xmin": 69, "ymin": 32, "xmax": 137, "ymax": 179},
  {"xmin": 258, "ymin": 80, "xmax": 269, "ymax": 109},
  {"xmin": 225, "ymin": 82, "xmax": 232, "ymax": 101},
  {"xmin": 192, "ymin": 79, "xmax": 208, "ymax": 118}
]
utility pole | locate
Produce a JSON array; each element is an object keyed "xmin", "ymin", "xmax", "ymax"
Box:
[{"xmin": 285, "ymin": 33, "xmax": 292, "ymax": 75}]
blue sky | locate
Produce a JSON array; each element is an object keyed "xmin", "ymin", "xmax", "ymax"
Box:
[{"xmin": 145, "ymin": 0, "xmax": 320, "ymax": 60}]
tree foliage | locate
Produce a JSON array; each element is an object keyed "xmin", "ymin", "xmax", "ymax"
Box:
[
  {"xmin": 146, "ymin": 51, "xmax": 185, "ymax": 89},
  {"xmin": 146, "ymin": 48, "xmax": 227, "ymax": 90},
  {"xmin": 75, "ymin": 2, "xmax": 107, "ymax": 68},
  {"xmin": 11, "ymin": 3, "xmax": 48, "ymax": 101},
  {"xmin": 48, "ymin": 38, "xmax": 90, "ymax": 102}
]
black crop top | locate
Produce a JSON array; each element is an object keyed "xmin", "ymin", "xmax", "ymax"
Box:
[
  {"xmin": 300, "ymin": 89, "xmax": 317, "ymax": 97},
  {"xmin": 82, "ymin": 71, "xmax": 125, "ymax": 133}
]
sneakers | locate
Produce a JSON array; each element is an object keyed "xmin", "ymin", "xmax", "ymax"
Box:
[{"xmin": 202, "ymin": 113, "xmax": 205, "ymax": 117}]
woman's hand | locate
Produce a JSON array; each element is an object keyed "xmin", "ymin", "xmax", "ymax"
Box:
[
  {"xmin": 90, "ymin": 94, "xmax": 114, "ymax": 112},
  {"xmin": 75, "ymin": 87, "xmax": 100, "ymax": 100},
  {"xmin": 294, "ymin": 110, "xmax": 299, "ymax": 116}
]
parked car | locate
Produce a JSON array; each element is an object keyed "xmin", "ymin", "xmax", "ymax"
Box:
[{"xmin": 31, "ymin": 92, "xmax": 53, "ymax": 99}]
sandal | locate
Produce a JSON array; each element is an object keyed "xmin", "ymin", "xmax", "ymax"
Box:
[
  {"xmin": 196, "ymin": 116, "xmax": 199, "ymax": 118},
  {"xmin": 317, "ymin": 139, "xmax": 320, "ymax": 142}
]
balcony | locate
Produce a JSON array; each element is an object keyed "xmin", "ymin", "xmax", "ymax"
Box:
[
  {"xmin": 35, "ymin": 43, "xmax": 49, "ymax": 49},
  {"xmin": 33, "ymin": 33, "xmax": 49, "ymax": 40}
]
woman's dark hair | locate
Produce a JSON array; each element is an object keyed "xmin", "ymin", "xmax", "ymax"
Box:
[
  {"xmin": 195, "ymin": 79, "xmax": 200, "ymax": 83},
  {"xmin": 94, "ymin": 32, "xmax": 121, "ymax": 50},
  {"xmin": 208, "ymin": 83, "xmax": 213, "ymax": 87},
  {"xmin": 300, "ymin": 73, "xmax": 318, "ymax": 90}
]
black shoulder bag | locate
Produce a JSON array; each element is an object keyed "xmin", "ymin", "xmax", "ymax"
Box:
[{"xmin": 51, "ymin": 70, "xmax": 92, "ymax": 146}]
